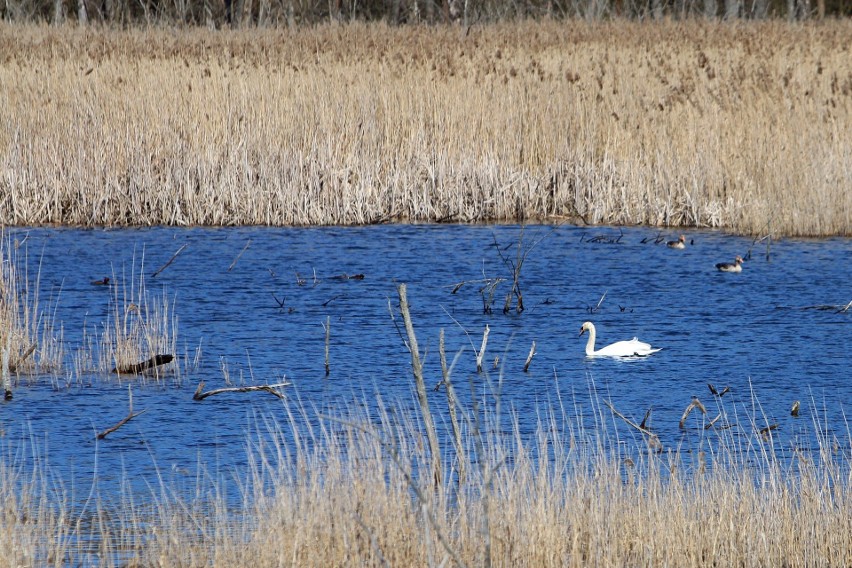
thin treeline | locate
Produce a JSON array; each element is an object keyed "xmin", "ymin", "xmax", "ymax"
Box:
[{"xmin": 2, "ymin": 20, "xmax": 851, "ymax": 235}]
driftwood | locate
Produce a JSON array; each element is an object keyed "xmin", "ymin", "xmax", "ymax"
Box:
[
  {"xmin": 112, "ymin": 354, "xmax": 174, "ymax": 375},
  {"xmin": 151, "ymin": 243, "xmax": 187, "ymax": 278},
  {"xmin": 9, "ymin": 343, "xmax": 37, "ymax": 373},
  {"xmin": 523, "ymin": 341, "xmax": 536, "ymax": 373},
  {"xmin": 96, "ymin": 386, "xmax": 147, "ymax": 439},
  {"xmin": 679, "ymin": 397, "xmax": 707, "ymax": 429},
  {"xmin": 192, "ymin": 380, "xmax": 289, "ymax": 401},
  {"xmin": 228, "ymin": 239, "xmax": 251, "ymax": 272}
]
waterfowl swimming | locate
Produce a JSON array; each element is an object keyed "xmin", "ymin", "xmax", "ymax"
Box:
[
  {"xmin": 91, "ymin": 277, "xmax": 110, "ymax": 286},
  {"xmin": 667, "ymin": 235, "xmax": 686, "ymax": 249},
  {"xmin": 579, "ymin": 321, "xmax": 661, "ymax": 358},
  {"xmin": 715, "ymin": 256, "xmax": 743, "ymax": 273}
]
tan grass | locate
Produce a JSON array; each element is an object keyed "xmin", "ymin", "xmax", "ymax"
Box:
[
  {"xmin": 1, "ymin": 20, "xmax": 850, "ymax": 235},
  {"xmin": 1, "ymin": 394, "xmax": 850, "ymax": 566},
  {"xmin": 0, "ymin": 232, "xmax": 63, "ymax": 376}
]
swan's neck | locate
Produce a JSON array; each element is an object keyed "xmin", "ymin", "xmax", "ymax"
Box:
[{"xmin": 584, "ymin": 327, "xmax": 597, "ymax": 355}]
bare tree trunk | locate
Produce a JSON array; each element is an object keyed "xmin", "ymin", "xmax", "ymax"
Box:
[
  {"xmin": 77, "ymin": 0, "xmax": 87, "ymax": 22},
  {"xmin": 723, "ymin": 0, "xmax": 738, "ymax": 18},
  {"xmin": 702, "ymin": 0, "xmax": 716, "ymax": 17}
]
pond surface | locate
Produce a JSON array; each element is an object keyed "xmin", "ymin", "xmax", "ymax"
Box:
[{"xmin": 2, "ymin": 224, "xmax": 851, "ymax": 508}]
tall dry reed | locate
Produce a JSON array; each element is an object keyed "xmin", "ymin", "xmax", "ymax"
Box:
[
  {"xmin": 1, "ymin": 389, "xmax": 850, "ymax": 567},
  {"xmin": 1, "ymin": 20, "xmax": 850, "ymax": 235},
  {"xmin": 0, "ymin": 232, "xmax": 63, "ymax": 377}
]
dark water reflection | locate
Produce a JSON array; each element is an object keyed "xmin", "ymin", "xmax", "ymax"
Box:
[{"xmin": 2, "ymin": 224, "xmax": 851, "ymax": 508}]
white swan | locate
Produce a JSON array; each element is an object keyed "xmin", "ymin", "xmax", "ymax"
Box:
[
  {"xmin": 579, "ymin": 321, "xmax": 661, "ymax": 357},
  {"xmin": 715, "ymin": 255, "xmax": 744, "ymax": 272},
  {"xmin": 667, "ymin": 235, "xmax": 686, "ymax": 249}
]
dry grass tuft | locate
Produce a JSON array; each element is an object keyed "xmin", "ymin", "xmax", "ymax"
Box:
[{"xmin": 1, "ymin": 20, "xmax": 850, "ymax": 235}]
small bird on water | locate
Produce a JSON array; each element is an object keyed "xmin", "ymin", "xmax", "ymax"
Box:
[
  {"xmin": 715, "ymin": 256, "xmax": 744, "ymax": 273},
  {"xmin": 91, "ymin": 276, "xmax": 111, "ymax": 286},
  {"xmin": 667, "ymin": 235, "xmax": 686, "ymax": 249}
]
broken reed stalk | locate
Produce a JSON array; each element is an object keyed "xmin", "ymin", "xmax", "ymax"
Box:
[
  {"xmin": 192, "ymin": 380, "xmax": 289, "ymax": 400},
  {"xmin": 227, "ymin": 239, "xmax": 251, "ymax": 272},
  {"xmin": 476, "ymin": 325, "xmax": 490, "ymax": 373},
  {"xmin": 397, "ymin": 283, "xmax": 442, "ymax": 486},
  {"xmin": 1, "ymin": 335, "xmax": 11, "ymax": 400},
  {"xmin": 8, "ymin": 342, "xmax": 37, "ymax": 373},
  {"xmin": 523, "ymin": 341, "xmax": 536, "ymax": 373},
  {"xmin": 151, "ymin": 244, "xmax": 187, "ymax": 278},
  {"xmin": 96, "ymin": 386, "xmax": 147, "ymax": 439},
  {"xmin": 324, "ymin": 316, "xmax": 331, "ymax": 377},
  {"xmin": 439, "ymin": 328, "xmax": 465, "ymax": 484}
]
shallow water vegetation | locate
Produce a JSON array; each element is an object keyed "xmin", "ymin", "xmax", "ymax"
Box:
[
  {"xmin": 1, "ymin": 387, "xmax": 850, "ymax": 567},
  {"xmin": 1, "ymin": 20, "xmax": 851, "ymax": 236}
]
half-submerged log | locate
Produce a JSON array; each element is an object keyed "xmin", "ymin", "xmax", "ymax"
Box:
[
  {"xmin": 112, "ymin": 354, "xmax": 174, "ymax": 375},
  {"xmin": 192, "ymin": 380, "xmax": 290, "ymax": 401}
]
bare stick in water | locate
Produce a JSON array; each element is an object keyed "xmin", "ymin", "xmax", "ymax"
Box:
[
  {"xmin": 523, "ymin": 341, "xmax": 536, "ymax": 373},
  {"xmin": 324, "ymin": 316, "xmax": 331, "ymax": 377},
  {"xmin": 96, "ymin": 386, "xmax": 147, "ymax": 439},
  {"xmin": 397, "ymin": 283, "xmax": 442, "ymax": 486},
  {"xmin": 476, "ymin": 325, "xmax": 490, "ymax": 373},
  {"xmin": 9, "ymin": 342, "xmax": 37, "ymax": 373},
  {"xmin": 438, "ymin": 329, "xmax": 465, "ymax": 484},
  {"xmin": 152, "ymin": 243, "xmax": 187, "ymax": 278},
  {"xmin": 227, "ymin": 239, "xmax": 252, "ymax": 272},
  {"xmin": 192, "ymin": 380, "xmax": 289, "ymax": 400},
  {"xmin": 1, "ymin": 335, "xmax": 11, "ymax": 400}
]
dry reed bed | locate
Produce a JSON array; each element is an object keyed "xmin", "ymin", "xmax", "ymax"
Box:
[
  {"xmin": 1, "ymin": 398, "xmax": 850, "ymax": 566},
  {"xmin": 1, "ymin": 21, "xmax": 851, "ymax": 235},
  {"xmin": 0, "ymin": 234, "xmax": 179, "ymax": 383}
]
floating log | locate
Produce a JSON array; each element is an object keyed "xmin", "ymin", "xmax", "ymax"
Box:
[
  {"xmin": 192, "ymin": 380, "xmax": 290, "ymax": 401},
  {"xmin": 151, "ymin": 243, "xmax": 187, "ymax": 278},
  {"xmin": 112, "ymin": 354, "xmax": 174, "ymax": 375}
]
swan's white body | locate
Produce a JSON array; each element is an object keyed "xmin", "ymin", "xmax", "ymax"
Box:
[
  {"xmin": 716, "ymin": 256, "xmax": 744, "ymax": 272},
  {"xmin": 579, "ymin": 321, "xmax": 661, "ymax": 358},
  {"xmin": 667, "ymin": 235, "xmax": 686, "ymax": 249}
]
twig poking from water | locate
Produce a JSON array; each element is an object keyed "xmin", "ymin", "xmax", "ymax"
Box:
[
  {"xmin": 1, "ymin": 335, "xmax": 12, "ymax": 400},
  {"xmin": 704, "ymin": 413, "xmax": 723, "ymax": 429},
  {"xmin": 791, "ymin": 400, "xmax": 800, "ymax": 417},
  {"xmin": 151, "ymin": 243, "xmax": 187, "ymax": 278},
  {"xmin": 583, "ymin": 228, "xmax": 624, "ymax": 244},
  {"xmin": 588, "ymin": 290, "xmax": 607, "ymax": 314},
  {"xmin": 523, "ymin": 341, "xmax": 536, "ymax": 373},
  {"xmin": 778, "ymin": 302, "xmax": 852, "ymax": 312},
  {"xmin": 679, "ymin": 397, "xmax": 707, "ymax": 429},
  {"xmin": 603, "ymin": 399, "xmax": 662, "ymax": 452},
  {"xmin": 192, "ymin": 380, "xmax": 289, "ymax": 400},
  {"xmin": 639, "ymin": 407, "xmax": 652, "ymax": 430},
  {"xmin": 96, "ymin": 386, "xmax": 147, "ymax": 439},
  {"xmin": 476, "ymin": 325, "xmax": 490, "ymax": 373},
  {"xmin": 112, "ymin": 354, "xmax": 174, "ymax": 375},
  {"xmin": 838, "ymin": 300, "xmax": 852, "ymax": 313},
  {"xmin": 397, "ymin": 283, "xmax": 442, "ymax": 486},
  {"xmin": 323, "ymin": 316, "xmax": 331, "ymax": 377},
  {"xmin": 227, "ymin": 239, "xmax": 251, "ymax": 272}
]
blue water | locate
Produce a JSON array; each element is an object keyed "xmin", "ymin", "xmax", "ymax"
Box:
[{"xmin": 2, "ymin": 224, "xmax": 851, "ymax": 509}]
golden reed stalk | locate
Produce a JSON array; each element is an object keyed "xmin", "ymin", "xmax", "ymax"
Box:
[{"xmin": 1, "ymin": 20, "xmax": 850, "ymax": 235}]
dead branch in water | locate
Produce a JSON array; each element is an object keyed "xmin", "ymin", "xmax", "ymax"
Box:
[
  {"xmin": 679, "ymin": 397, "xmax": 707, "ymax": 429},
  {"xmin": 151, "ymin": 243, "xmax": 187, "ymax": 278},
  {"xmin": 323, "ymin": 316, "xmax": 331, "ymax": 377},
  {"xmin": 397, "ymin": 283, "xmax": 442, "ymax": 486},
  {"xmin": 603, "ymin": 399, "xmax": 662, "ymax": 452},
  {"xmin": 192, "ymin": 380, "xmax": 289, "ymax": 401},
  {"xmin": 476, "ymin": 325, "xmax": 490, "ymax": 373},
  {"xmin": 96, "ymin": 386, "xmax": 147, "ymax": 439},
  {"xmin": 228, "ymin": 239, "xmax": 252, "ymax": 272},
  {"xmin": 1, "ymin": 336, "xmax": 11, "ymax": 400},
  {"xmin": 112, "ymin": 354, "xmax": 174, "ymax": 375},
  {"xmin": 9, "ymin": 342, "xmax": 37, "ymax": 373},
  {"xmin": 523, "ymin": 341, "xmax": 536, "ymax": 372}
]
